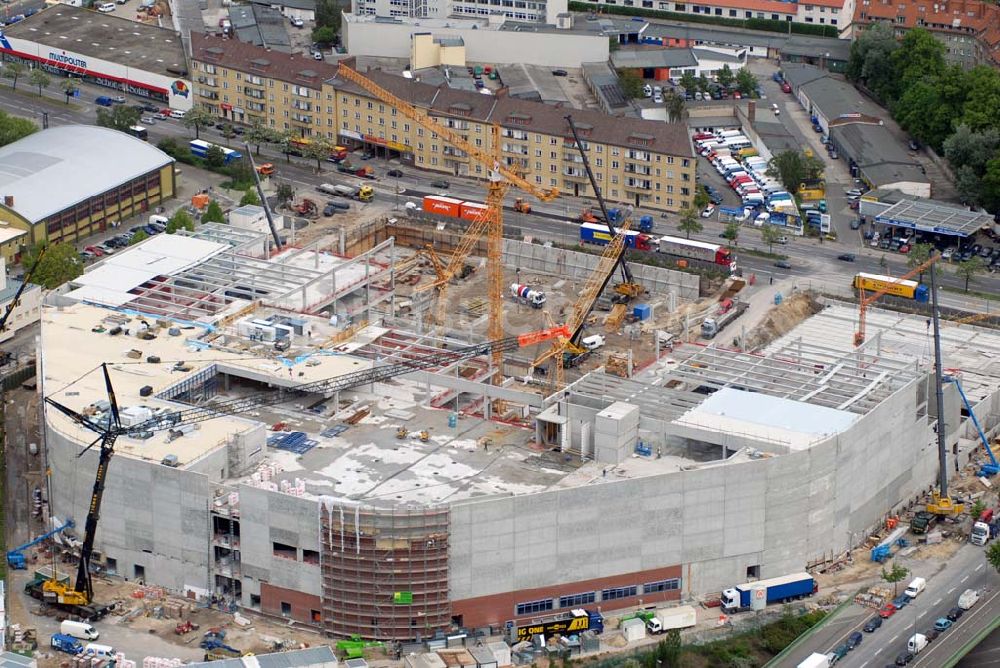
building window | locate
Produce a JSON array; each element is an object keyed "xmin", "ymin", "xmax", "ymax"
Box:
[
  {"xmin": 516, "ymin": 599, "xmax": 553, "ymax": 616},
  {"xmin": 559, "ymin": 592, "xmax": 596, "ymax": 608},
  {"xmin": 644, "ymin": 579, "xmax": 681, "ymax": 594},
  {"xmin": 602, "ymin": 586, "xmax": 637, "ymax": 601},
  {"xmin": 280, "ymin": 602, "xmax": 291, "ymax": 616}
]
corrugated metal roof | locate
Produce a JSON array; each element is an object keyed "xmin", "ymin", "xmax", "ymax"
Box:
[{"xmin": 0, "ymin": 126, "xmax": 173, "ymax": 225}]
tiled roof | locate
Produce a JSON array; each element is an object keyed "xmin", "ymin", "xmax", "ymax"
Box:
[
  {"xmin": 854, "ymin": 0, "xmax": 1000, "ymax": 65},
  {"xmin": 191, "ymin": 33, "xmax": 339, "ymax": 86}
]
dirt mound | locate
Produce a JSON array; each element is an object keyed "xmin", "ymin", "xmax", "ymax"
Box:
[{"xmin": 745, "ymin": 291, "xmax": 823, "ymax": 351}]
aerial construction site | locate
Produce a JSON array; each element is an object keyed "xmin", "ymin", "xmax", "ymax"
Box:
[{"xmin": 23, "ymin": 65, "xmax": 1000, "ymax": 664}]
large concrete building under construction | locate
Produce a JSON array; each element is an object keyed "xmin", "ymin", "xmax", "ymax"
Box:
[{"xmin": 41, "ymin": 223, "xmax": 1000, "ymax": 639}]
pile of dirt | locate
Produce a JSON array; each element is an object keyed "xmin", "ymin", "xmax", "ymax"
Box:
[{"xmin": 744, "ymin": 291, "xmax": 823, "ymax": 351}]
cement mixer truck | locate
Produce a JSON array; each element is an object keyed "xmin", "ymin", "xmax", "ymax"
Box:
[{"xmin": 510, "ymin": 283, "xmax": 546, "ymax": 308}]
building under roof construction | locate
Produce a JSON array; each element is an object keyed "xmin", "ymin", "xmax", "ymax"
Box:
[{"xmin": 41, "ymin": 223, "xmax": 1000, "ymax": 641}]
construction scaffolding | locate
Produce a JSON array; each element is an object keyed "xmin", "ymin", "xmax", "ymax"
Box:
[{"xmin": 320, "ymin": 502, "xmax": 451, "ymax": 640}]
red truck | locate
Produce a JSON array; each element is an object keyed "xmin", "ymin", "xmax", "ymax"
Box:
[{"xmin": 337, "ymin": 161, "xmax": 375, "ymax": 178}]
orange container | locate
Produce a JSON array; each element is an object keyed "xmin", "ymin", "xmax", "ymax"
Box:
[
  {"xmin": 423, "ymin": 195, "xmax": 462, "ymax": 217},
  {"xmin": 191, "ymin": 193, "xmax": 210, "ymax": 209},
  {"xmin": 459, "ymin": 202, "xmax": 489, "ymax": 221}
]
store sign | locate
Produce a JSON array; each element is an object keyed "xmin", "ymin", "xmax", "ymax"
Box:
[
  {"xmin": 363, "ymin": 134, "xmax": 412, "ymax": 152},
  {"xmin": 48, "ymin": 50, "xmax": 87, "ymax": 69},
  {"xmin": 339, "ymin": 129, "xmax": 363, "ymax": 141}
]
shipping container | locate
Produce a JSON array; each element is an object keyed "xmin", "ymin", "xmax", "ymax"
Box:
[
  {"xmin": 423, "ymin": 195, "xmax": 463, "ymax": 217},
  {"xmin": 460, "ymin": 201, "xmax": 489, "ymax": 221},
  {"xmin": 853, "ymin": 273, "xmax": 928, "ymax": 302}
]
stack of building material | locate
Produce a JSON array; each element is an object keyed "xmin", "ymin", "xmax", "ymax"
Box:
[
  {"xmin": 436, "ymin": 649, "xmax": 476, "ymax": 668},
  {"xmin": 142, "ymin": 658, "xmax": 184, "ymax": 668},
  {"xmin": 483, "ymin": 642, "xmax": 511, "ymax": 668}
]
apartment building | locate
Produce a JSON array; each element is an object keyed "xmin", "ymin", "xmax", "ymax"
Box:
[
  {"xmin": 854, "ymin": 0, "xmax": 1000, "ymax": 68},
  {"xmin": 190, "ymin": 35, "xmax": 341, "ymax": 137},
  {"xmin": 328, "ymin": 70, "xmax": 696, "ymax": 210},
  {"xmin": 189, "ymin": 38, "xmax": 695, "ymax": 211},
  {"xmin": 352, "ymin": 0, "xmax": 566, "ymax": 24}
]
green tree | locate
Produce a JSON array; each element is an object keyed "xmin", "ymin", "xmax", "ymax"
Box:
[
  {"xmin": 96, "ymin": 105, "xmax": 140, "ymax": 132},
  {"xmin": 28, "ymin": 68, "xmax": 51, "ymax": 97},
  {"xmin": 22, "ymin": 242, "xmax": 83, "ymax": 289},
  {"xmin": 894, "ymin": 74, "xmax": 966, "ymax": 152},
  {"xmin": 166, "ymin": 209, "xmax": 195, "ymax": 234},
  {"xmin": 661, "ymin": 629, "xmax": 682, "ymax": 668},
  {"xmin": 204, "ymin": 144, "xmax": 227, "ymax": 169},
  {"xmin": 59, "ymin": 78, "xmax": 79, "ymax": 104},
  {"xmin": 970, "ymin": 499, "xmax": 986, "ymax": 519},
  {"xmin": 240, "ymin": 188, "xmax": 261, "ymax": 206},
  {"xmin": 766, "ymin": 150, "xmax": 824, "ymax": 192},
  {"xmin": 957, "ymin": 256, "xmax": 986, "ymax": 292},
  {"xmin": 891, "ymin": 28, "xmax": 947, "ymax": 95},
  {"xmin": 981, "ymin": 155, "xmax": 1000, "ymax": 213},
  {"xmin": 735, "ymin": 67, "xmax": 757, "ymax": 96},
  {"xmin": 276, "ymin": 183, "xmax": 296, "ymax": 209},
  {"xmin": 130, "ymin": 229, "xmax": 148, "ymax": 245},
  {"xmin": 302, "ymin": 136, "xmax": 333, "ymax": 172},
  {"xmin": 761, "ymin": 224, "xmax": 782, "ymax": 253},
  {"xmin": 0, "ymin": 110, "xmax": 38, "ymax": 147},
  {"xmin": 693, "ymin": 189, "xmax": 710, "ymax": 211},
  {"xmin": 959, "ymin": 66, "xmax": 1000, "ymax": 132},
  {"xmin": 697, "ymin": 73, "xmax": 710, "ymax": 93},
  {"xmin": 663, "ymin": 90, "xmax": 686, "ymax": 123},
  {"xmin": 716, "ymin": 64, "xmax": 735, "ymax": 89},
  {"xmin": 881, "ymin": 561, "xmax": 909, "ymax": 596},
  {"xmin": 617, "ymin": 69, "xmax": 644, "ymax": 99},
  {"xmin": 906, "ymin": 243, "xmax": 937, "ymax": 280},
  {"xmin": 245, "ymin": 118, "xmax": 276, "ymax": 156},
  {"xmin": 679, "ymin": 71, "xmax": 698, "ymax": 95},
  {"xmin": 312, "ymin": 25, "xmax": 337, "ymax": 47},
  {"xmin": 182, "ymin": 105, "xmax": 216, "ymax": 140},
  {"xmin": 847, "ymin": 21, "xmax": 900, "ymax": 102},
  {"xmin": 723, "ymin": 221, "xmax": 740, "ymax": 246},
  {"xmin": 986, "ymin": 540, "xmax": 1000, "ymax": 575},
  {"xmin": 3, "ymin": 61, "xmax": 26, "ymax": 92},
  {"xmin": 278, "ymin": 130, "xmax": 299, "ymax": 163},
  {"xmin": 943, "ymin": 125, "xmax": 1000, "ymax": 206},
  {"xmin": 314, "ymin": 0, "xmax": 341, "ymax": 32},
  {"xmin": 201, "ymin": 201, "xmax": 226, "ymax": 225},
  {"xmin": 678, "ymin": 206, "xmax": 703, "ymax": 239}
]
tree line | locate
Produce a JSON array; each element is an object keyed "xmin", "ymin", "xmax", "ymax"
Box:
[{"xmin": 848, "ymin": 24, "xmax": 1000, "ymax": 212}]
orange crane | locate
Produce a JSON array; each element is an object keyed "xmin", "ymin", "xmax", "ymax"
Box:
[
  {"xmin": 336, "ymin": 64, "xmax": 558, "ymax": 383},
  {"xmin": 854, "ymin": 255, "xmax": 940, "ymax": 346}
]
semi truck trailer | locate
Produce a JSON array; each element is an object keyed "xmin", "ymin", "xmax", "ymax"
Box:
[{"xmin": 721, "ymin": 572, "xmax": 816, "ymax": 612}]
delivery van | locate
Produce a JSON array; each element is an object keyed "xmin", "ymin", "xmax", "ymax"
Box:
[
  {"xmin": 904, "ymin": 577, "xmax": 926, "ymax": 598},
  {"xmin": 60, "ymin": 621, "xmax": 99, "ymax": 640}
]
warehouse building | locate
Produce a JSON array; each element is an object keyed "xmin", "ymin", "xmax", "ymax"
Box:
[
  {"xmin": 41, "ymin": 232, "xmax": 1000, "ymax": 640},
  {"xmin": 0, "ymin": 6, "xmax": 192, "ymax": 111},
  {"xmin": 0, "ymin": 126, "xmax": 176, "ymax": 245}
]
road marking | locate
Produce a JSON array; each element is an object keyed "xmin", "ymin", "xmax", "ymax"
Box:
[
  {"xmin": 874, "ymin": 647, "xmax": 883, "ymax": 656},
  {"xmin": 976, "ymin": 563, "xmax": 984, "ymax": 571},
  {"xmin": 890, "ymin": 634, "xmax": 899, "ymax": 643},
  {"xmin": 961, "ymin": 575, "xmax": 969, "ymax": 583},
  {"xmin": 860, "ymin": 662, "xmax": 868, "ymax": 668},
  {"xmin": 948, "ymin": 587, "xmax": 956, "ymax": 594},
  {"xmin": 934, "ymin": 598, "xmax": 942, "ymax": 606}
]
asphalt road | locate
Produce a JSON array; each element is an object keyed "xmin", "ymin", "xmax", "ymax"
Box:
[
  {"xmin": 784, "ymin": 542, "xmax": 1000, "ymax": 668},
  {"xmin": 1, "ymin": 75, "xmax": 998, "ymax": 308}
]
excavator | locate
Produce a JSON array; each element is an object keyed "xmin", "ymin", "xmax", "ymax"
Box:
[{"xmin": 37, "ymin": 324, "xmax": 572, "ymax": 617}]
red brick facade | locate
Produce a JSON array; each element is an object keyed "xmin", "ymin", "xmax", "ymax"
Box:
[
  {"xmin": 452, "ymin": 564, "xmax": 683, "ymax": 629},
  {"xmin": 261, "ymin": 583, "xmax": 322, "ymax": 625}
]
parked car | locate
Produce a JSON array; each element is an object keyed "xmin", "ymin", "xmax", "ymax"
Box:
[
  {"xmin": 781, "ymin": 82, "xmax": 792, "ymax": 93},
  {"xmin": 892, "ymin": 594, "xmax": 911, "ymax": 610},
  {"xmin": 700, "ymin": 205, "xmax": 715, "ymax": 218},
  {"xmin": 934, "ymin": 617, "xmax": 953, "ymax": 632},
  {"xmin": 551, "ymin": 69, "xmax": 568, "ymax": 76},
  {"xmin": 84, "ymin": 246, "xmax": 104, "ymax": 257},
  {"xmin": 154, "ymin": 112, "xmax": 169, "ymax": 120},
  {"xmin": 290, "ymin": 16, "xmax": 304, "ymax": 27},
  {"xmin": 908, "ymin": 139, "xmax": 921, "ymax": 151},
  {"xmin": 95, "ymin": 96, "xmax": 114, "ymax": 107},
  {"xmin": 96, "ymin": 2, "xmax": 115, "ymax": 11},
  {"xmin": 79, "ymin": 250, "xmax": 95, "ymax": 261},
  {"xmin": 946, "ymin": 607, "xmax": 964, "ymax": 622},
  {"xmin": 322, "ymin": 203, "xmax": 338, "ymax": 216},
  {"xmin": 831, "ymin": 644, "xmax": 850, "ymax": 660},
  {"xmin": 846, "ymin": 631, "xmax": 863, "ymax": 650},
  {"xmin": 774, "ymin": 260, "xmax": 792, "ymax": 269},
  {"xmin": 430, "ymin": 179, "xmax": 450, "ymax": 189},
  {"xmin": 142, "ymin": 103, "xmax": 160, "ymax": 112},
  {"xmin": 169, "ymin": 109, "xmax": 186, "ymax": 119},
  {"xmin": 895, "ymin": 651, "xmax": 914, "ymax": 666},
  {"xmin": 924, "ymin": 628, "xmax": 940, "ymax": 642},
  {"xmin": 96, "ymin": 244, "xmax": 116, "ymax": 255},
  {"xmin": 878, "ymin": 603, "xmax": 898, "ymax": 618},
  {"xmin": 837, "ymin": 253, "xmax": 856, "ymax": 262},
  {"xmin": 111, "ymin": 95, "xmax": 126, "ymax": 104},
  {"xmin": 387, "ymin": 169, "xmax": 404, "ymax": 177}
]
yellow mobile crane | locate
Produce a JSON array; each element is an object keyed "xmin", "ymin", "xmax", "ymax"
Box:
[{"xmin": 335, "ymin": 64, "xmax": 558, "ymax": 383}]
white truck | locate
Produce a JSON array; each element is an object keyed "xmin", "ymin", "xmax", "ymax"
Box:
[
  {"xmin": 971, "ymin": 521, "xmax": 990, "ymax": 546},
  {"xmin": 60, "ymin": 620, "xmax": 99, "ymax": 640},
  {"xmin": 509, "ymin": 283, "xmax": 546, "ymax": 308},
  {"xmin": 645, "ymin": 605, "xmax": 696, "ymax": 635},
  {"xmin": 904, "ymin": 577, "xmax": 926, "ymax": 598},
  {"xmin": 318, "ymin": 183, "xmax": 357, "ymax": 198},
  {"xmin": 907, "ymin": 633, "xmax": 927, "ymax": 654},
  {"xmin": 958, "ymin": 588, "xmax": 979, "ymax": 610},
  {"xmin": 796, "ymin": 653, "xmax": 830, "ymax": 668}
]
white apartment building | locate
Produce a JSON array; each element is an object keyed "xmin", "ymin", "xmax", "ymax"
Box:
[{"xmin": 352, "ymin": 0, "xmax": 565, "ymax": 23}]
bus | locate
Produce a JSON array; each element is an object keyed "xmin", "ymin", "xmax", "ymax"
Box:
[
  {"xmin": 189, "ymin": 140, "xmax": 243, "ymax": 164},
  {"xmin": 128, "ymin": 126, "xmax": 148, "ymax": 141},
  {"xmin": 288, "ymin": 137, "xmax": 348, "ymax": 161}
]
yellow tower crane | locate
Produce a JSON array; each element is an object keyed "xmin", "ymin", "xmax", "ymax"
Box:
[{"xmin": 335, "ymin": 65, "xmax": 558, "ymax": 383}]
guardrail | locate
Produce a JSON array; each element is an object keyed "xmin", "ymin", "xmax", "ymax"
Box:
[{"xmin": 763, "ymin": 590, "xmax": 861, "ymax": 667}]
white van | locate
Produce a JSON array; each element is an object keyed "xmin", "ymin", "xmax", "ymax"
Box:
[
  {"xmin": 60, "ymin": 621, "xmax": 99, "ymax": 640},
  {"xmin": 85, "ymin": 644, "xmax": 116, "ymax": 659},
  {"xmin": 958, "ymin": 588, "xmax": 979, "ymax": 609},
  {"xmin": 717, "ymin": 129, "xmax": 743, "ymax": 139},
  {"xmin": 904, "ymin": 577, "xmax": 926, "ymax": 598},
  {"xmin": 907, "ymin": 633, "xmax": 927, "ymax": 654},
  {"xmin": 148, "ymin": 214, "xmax": 169, "ymax": 226},
  {"xmin": 581, "ymin": 334, "xmax": 606, "ymax": 351}
]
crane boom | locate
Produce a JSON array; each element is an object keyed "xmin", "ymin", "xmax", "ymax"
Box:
[
  {"xmin": 0, "ymin": 244, "xmax": 46, "ymax": 335},
  {"xmin": 854, "ymin": 255, "xmax": 940, "ymax": 346},
  {"xmin": 335, "ymin": 65, "xmax": 558, "ymax": 203},
  {"xmin": 565, "ymin": 115, "xmax": 631, "ymax": 286}
]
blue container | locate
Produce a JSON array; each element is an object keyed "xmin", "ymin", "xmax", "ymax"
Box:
[
  {"xmin": 774, "ymin": 293, "xmax": 783, "ymax": 305},
  {"xmin": 633, "ymin": 304, "xmax": 651, "ymax": 320},
  {"xmin": 448, "ymin": 413, "xmax": 458, "ymax": 428}
]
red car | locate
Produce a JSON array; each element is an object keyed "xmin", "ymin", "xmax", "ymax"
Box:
[
  {"xmin": 781, "ymin": 82, "xmax": 792, "ymax": 93},
  {"xmin": 879, "ymin": 603, "xmax": 897, "ymax": 618},
  {"xmin": 899, "ymin": 244, "xmax": 911, "ymax": 254},
  {"xmin": 84, "ymin": 245, "xmax": 105, "ymax": 257}
]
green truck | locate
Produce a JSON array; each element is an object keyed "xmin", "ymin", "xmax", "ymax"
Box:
[{"xmin": 911, "ymin": 511, "xmax": 937, "ymax": 534}]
